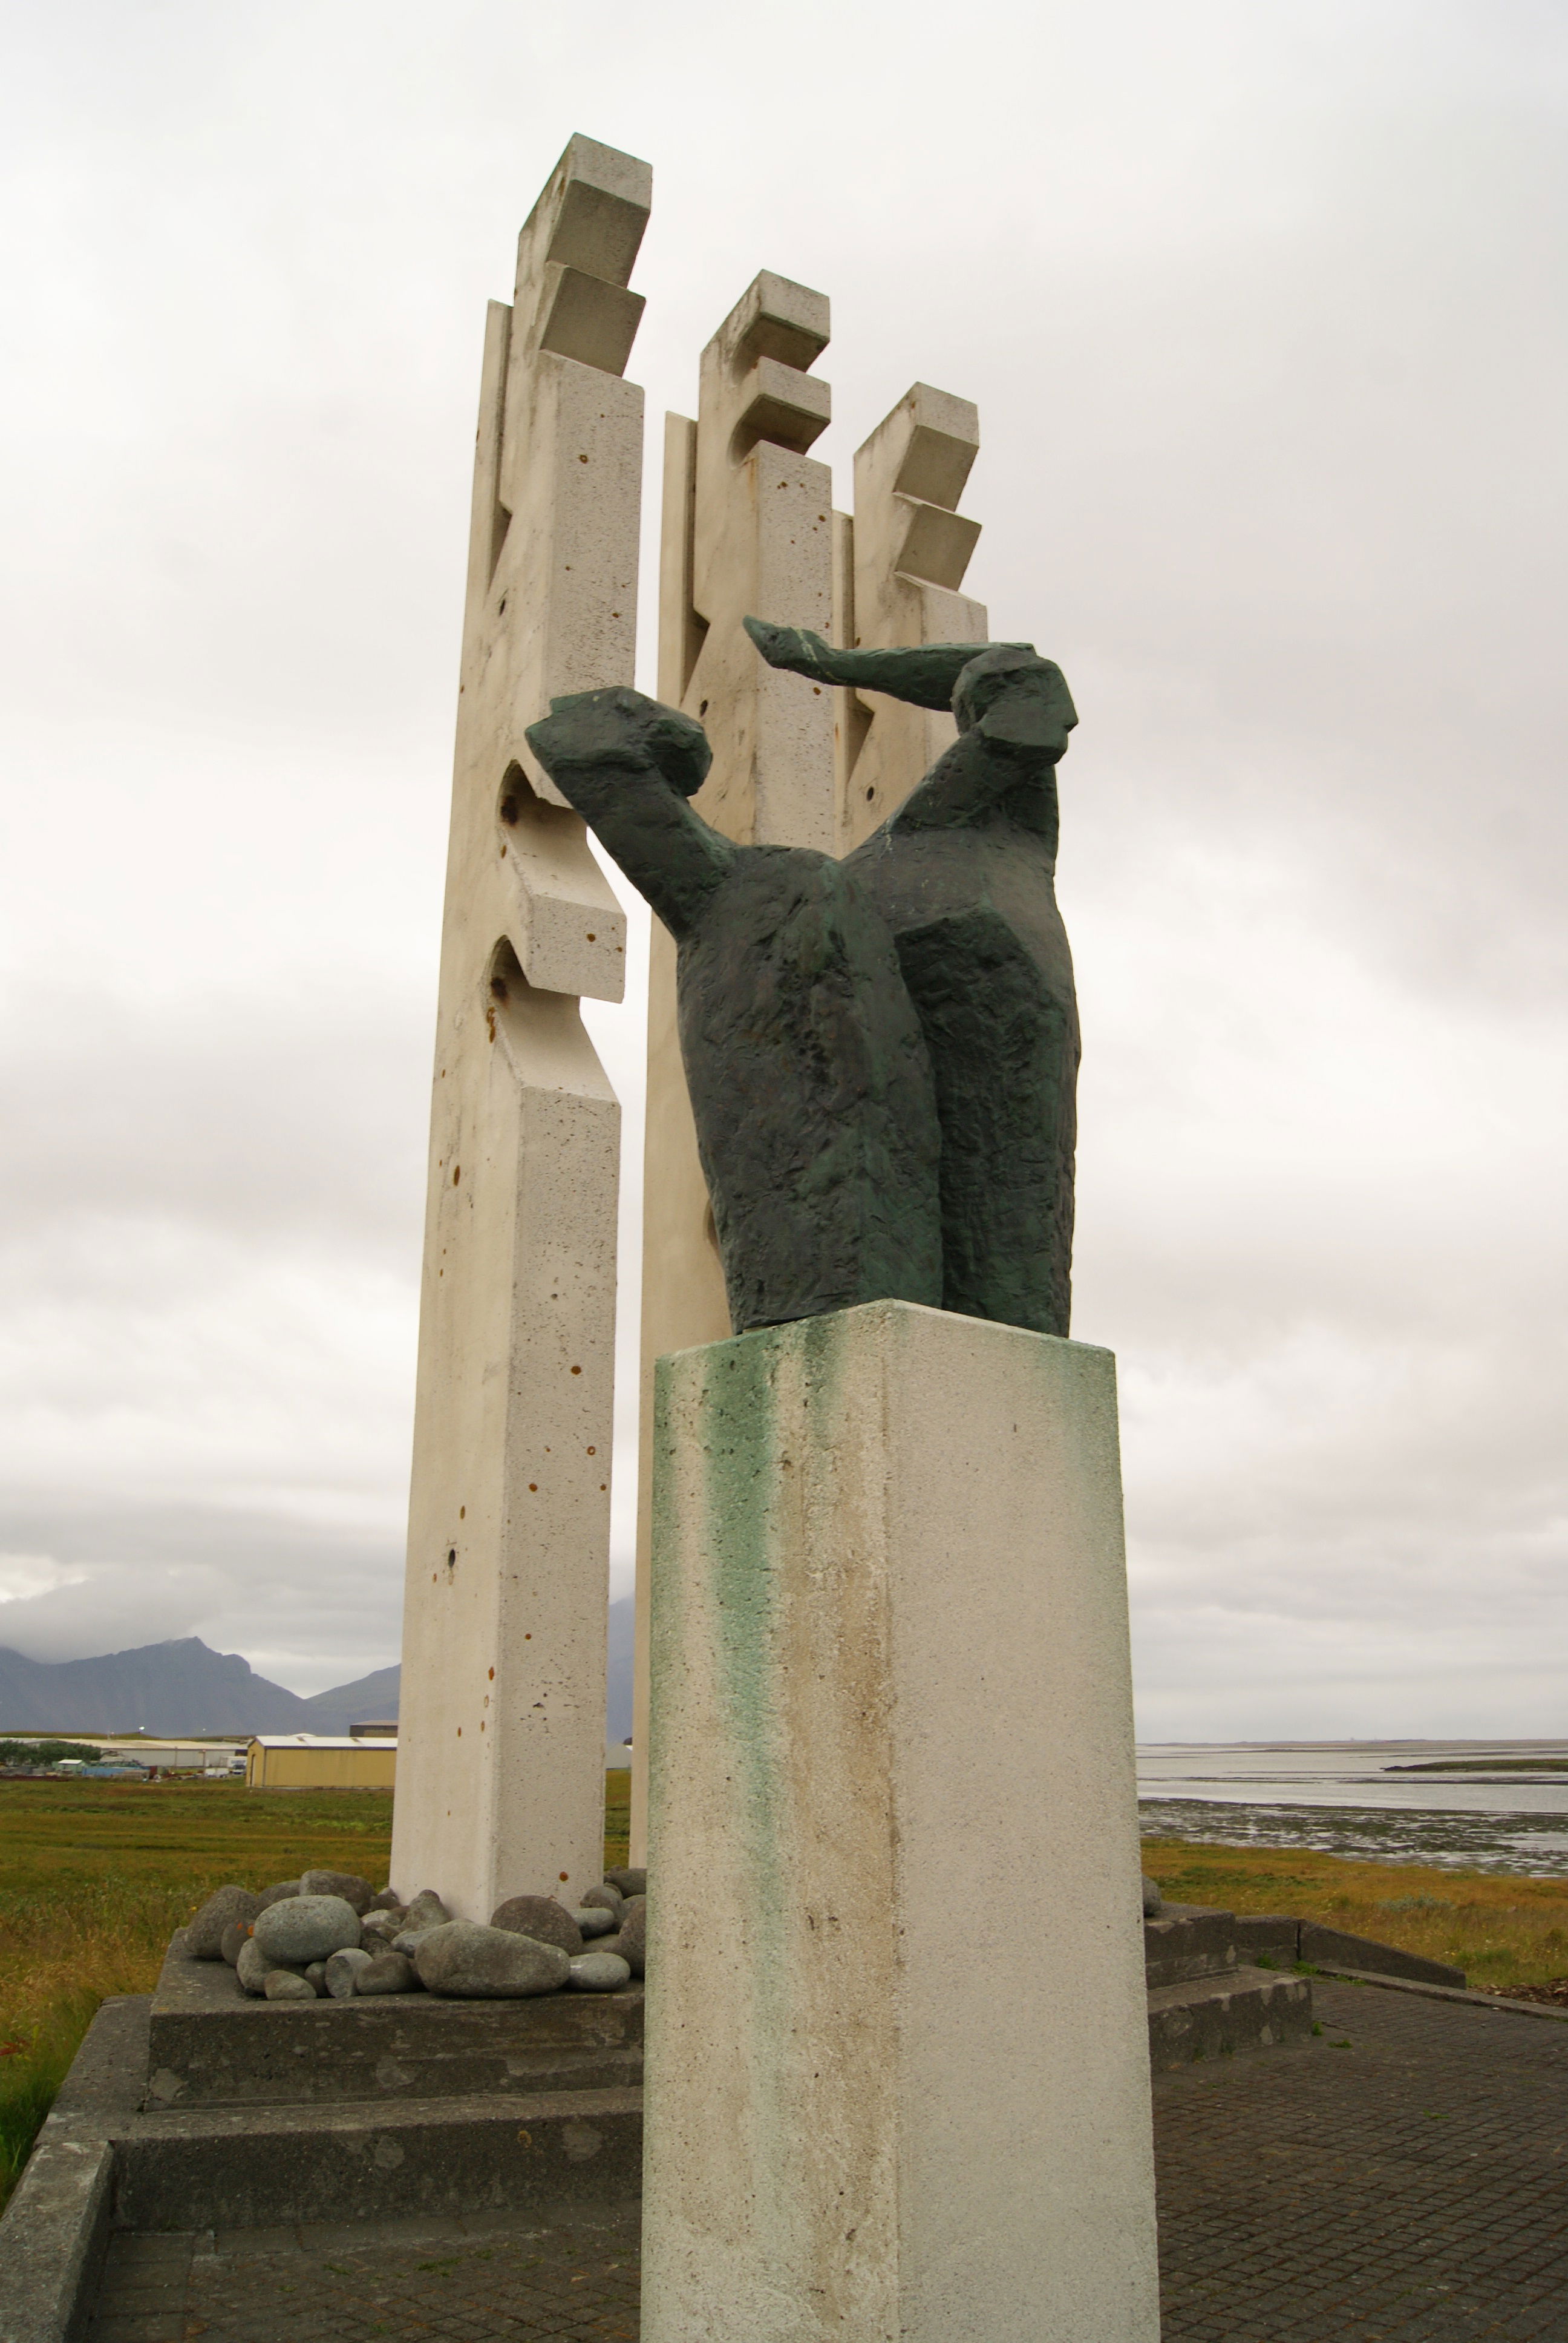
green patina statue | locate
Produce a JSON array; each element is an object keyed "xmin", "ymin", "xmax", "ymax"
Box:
[{"xmin": 525, "ymin": 623, "xmax": 1080, "ymax": 1339}]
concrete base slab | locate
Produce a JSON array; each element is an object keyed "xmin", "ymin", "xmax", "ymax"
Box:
[
  {"xmin": 148, "ymin": 1944, "xmax": 643, "ymax": 2106},
  {"xmin": 115, "ymin": 2084, "xmax": 643, "ymax": 2231},
  {"xmin": 1148, "ymin": 1965, "xmax": 1314, "ymax": 2071}
]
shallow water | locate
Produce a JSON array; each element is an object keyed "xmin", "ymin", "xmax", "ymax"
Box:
[{"xmin": 1136, "ymin": 1740, "xmax": 1568, "ymax": 1873}]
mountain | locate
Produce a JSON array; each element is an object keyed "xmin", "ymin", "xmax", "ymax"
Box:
[
  {"xmin": 298, "ymin": 1665, "xmax": 402, "ymax": 1732},
  {"xmin": 0, "ymin": 1599, "xmax": 636, "ymax": 1738},
  {"xmin": 0, "ymin": 1637, "xmax": 396, "ymax": 1737}
]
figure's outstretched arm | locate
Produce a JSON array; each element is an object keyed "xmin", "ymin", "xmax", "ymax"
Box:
[
  {"xmin": 526, "ymin": 689, "xmax": 734, "ymax": 943},
  {"xmin": 744, "ymin": 616, "xmax": 1028, "ymax": 712}
]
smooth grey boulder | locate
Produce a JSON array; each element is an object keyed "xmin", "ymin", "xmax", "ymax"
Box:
[
  {"xmin": 579, "ymin": 1882, "xmax": 625, "ymax": 1924},
  {"xmin": 185, "ymin": 1884, "xmax": 261, "ymax": 1959},
  {"xmin": 572, "ymin": 1906, "xmax": 617, "ymax": 1938},
  {"xmin": 304, "ymin": 1962, "xmax": 329, "ymax": 1993},
  {"xmin": 219, "ymin": 1920, "xmax": 249, "ymax": 1967},
  {"xmin": 359, "ymin": 1909, "xmax": 404, "ymax": 1945},
  {"xmin": 402, "ymin": 1889, "xmax": 451, "ymax": 1933},
  {"xmin": 325, "ymin": 1947, "xmax": 376, "ymax": 2000},
  {"xmin": 355, "ymin": 1948, "xmax": 416, "ymax": 1996},
  {"xmin": 617, "ymin": 1898, "xmax": 646, "ymax": 1978},
  {"xmin": 301, "ymin": 1869, "xmax": 376, "ymax": 1915},
  {"xmin": 491, "ymin": 1895, "xmax": 583, "ymax": 1954},
  {"xmin": 366, "ymin": 1887, "xmax": 403, "ymax": 1913},
  {"xmin": 568, "ymin": 1951, "xmax": 631, "ymax": 1992},
  {"xmin": 255, "ymin": 1880, "xmax": 301, "ymax": 1911},
  {"xmin": 235, "ymin": 1938, "xmax": 275, "ymax": 1996},
  {"xmin": 604, "ymin": 1867, "xmax": 647, "ymax": 1899},
  {"xmin": 253, "ymin": 1894, "xmax": 362, "ymax": 1967},
  {"xmin": 264, "ymin": 1968, "xmax": 318, "ymax": 2001},
  {"xmin": 414, "ymin": 1921, "xmax": 570, "ymax": 1999},
  {"xmin": 1142, "ymin": 1877, "xmax": 1163, "ymax": 1919}
]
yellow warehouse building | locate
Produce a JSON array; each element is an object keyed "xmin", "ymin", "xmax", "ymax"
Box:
[{"xmin": 246, "ymin": 1735, "xmax": 397, "ymax": 1790}]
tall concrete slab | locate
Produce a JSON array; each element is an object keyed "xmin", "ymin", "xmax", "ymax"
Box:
[
  {"xmin": 391, "ymin": 136, "xmax": 650, "ymax": 1919},
  {"xmin": 629, "ymin": 356, "xmax": 988, "ymax": 1860},
  {"xmin": 642, "ymin": 1300, "xmax": 1161, "ymax": 2343},
  {"xmin": 628, "ymin": 274, "xmax": 838, "ymax": 1856}
]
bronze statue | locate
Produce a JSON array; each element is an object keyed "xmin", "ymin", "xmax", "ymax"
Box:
[{"xmin": 526, "ymin": 625, "xmax": 1080, "ymax": 1338}]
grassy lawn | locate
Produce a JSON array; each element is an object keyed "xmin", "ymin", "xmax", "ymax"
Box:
[
  {"xmin": 1143, "ymin": 1837, "xmax": 1568, "ymax": 1990},
  {"xmin": 0, "ymin": 1772, "xmax": 632, "ymax": 2208}
]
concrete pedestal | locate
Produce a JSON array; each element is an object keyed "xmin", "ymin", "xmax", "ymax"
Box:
[{"xmin": 642, "ymin": 1299, "xmax": 1160, "ymax": 2343}]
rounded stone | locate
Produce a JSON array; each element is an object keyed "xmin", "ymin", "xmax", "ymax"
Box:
[
  {"xmin": 359, "ymin": 1910, "xmax": 404, "ymax": 1946},
  {"xmin": 402, "ymin": 1889, "xmax": 450, "ymax": 1933},
  {"xmin": 490, "ymin": 1895, "xmax": 583, "ymax": 1955},
  {"xmin": 1142, "ymin": 1876, "xmax": 1163, "ymax": 1919},
  {"xmin": 572, "ymin": 1907, "xmax": 617, "ymax": 1938},
  {"xmin": 568, "ymin": 1952, "xmax": 631, "ymax": 1992},
  {"xmin": 617, "ymin": 1898, "xmax": 646, "ymax": 1978},
  {"xmin": 325, "ymin": 1947, "xmax": 375, "ymax": 2000},
  {"xmin": 264, "ymin": 1968, "xmax": 318, "ymax": 2001},
  {"xmin": 185, "ymin": 1885, "xmax": 261, "ymax": 1960},
  {"xmin": 604, "ymin": 1867, "xmax": 647, "ymax": 1899},
  {"xmin": 255, "ymin": 1881, "xmax": 301, "ymax": 1912},
  {"xmin": 304, "ymin": 1962, "xmax": 329, "ymax": 1993},
  {"xmin": 253, "ymin": 1894, "xmax": 362, "ymax": 1966},
  {"xmin": 414, "ymin": 1921, "xmax": 570, "ymax": 1999},
  {"xmin": 391, "ymin": 1926, "xmax": 439, "ymax": 1958},
  {"xmin": 235, "ymin": 1938, "xmax": 275, "ymax": 1996},
  {"xmin": 578, "ymin": 1883, "xmax": 624, "ymax": 1924},
  {"xmin": 355, "ymin": 1949, "xmax": 416, "ymax": 1996},
  {"xmin": 366, "ymin": 1887, "xmax": 403, "ymax": 1914},
  {"xmin": 301, "ymin": 1870, "xmax": 376, "ymax": 1915},
  {"xmin": 219, "ymin": 1921, "xmax": 249, "ymax": 1967}
]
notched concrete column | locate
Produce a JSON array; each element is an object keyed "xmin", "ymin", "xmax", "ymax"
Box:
[
  {"xmin": 642, "ymin": 1300, "xmax": 1161, "ymax": 2343},
  {"xmin": 391, "ymin": 135, "xmax": 650, "ymax": 1921},
  {"xmin": 835, "ymin": 381, "xmax": 988, "ymax": 852},
  {"xmin": 630, "ymin": 270, "xmax": 839, "ymax": 1858}
]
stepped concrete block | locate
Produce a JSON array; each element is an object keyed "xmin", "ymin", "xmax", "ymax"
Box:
[
  {"xmin": 1232, "ymin": 1913, "xmax": 1300, "ymax": 1963},
  {"xmin": 1148, "ymin": 1965, "xmax": 1314, "ymax": 2071},
  {"xmin": 146, "ymin": 1942, "xmax": 642, "ymax": 2107},
  {"xmin": 1299, "ymin": 1922, "xmax": 1465, "ymax": 1988},
  {"xmin": 115, "ymin": 2085, "xmax": 642, "ymax": 2231},
  {"xmin": 1143, "ymin": 1904, "xmax": 1243, "ymax": 1988}
]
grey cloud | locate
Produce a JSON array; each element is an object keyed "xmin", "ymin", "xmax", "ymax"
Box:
[{"xmin": 0, "ymin": 0, "xmax": 1561, "ymax": 1736}]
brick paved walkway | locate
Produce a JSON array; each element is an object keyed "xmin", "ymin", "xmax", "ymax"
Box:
[{"xmin": 88, "ymin": 1981, "xmax": 1568, "ymax": 2341}]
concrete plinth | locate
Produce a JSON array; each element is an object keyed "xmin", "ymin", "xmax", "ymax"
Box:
[{"xmin": 642, "ymin": 1299, "xmax": 1160, "ymax": 2343}]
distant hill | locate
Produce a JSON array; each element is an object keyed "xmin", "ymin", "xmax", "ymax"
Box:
[
  {"xmin": 0, "ymin": 1637, "xmax": 397, "ymax": 1737},
  {"xmin": 0, "ymin": 1598, "xmax": 636, "ymax": 1738}
]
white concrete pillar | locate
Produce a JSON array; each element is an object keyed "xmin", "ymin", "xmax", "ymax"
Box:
[
  {"xmin": 629, "ymin": 274, "xmax": 838, "ymax": 1858},
  {"xmin": 642, "ymin": 1300, "xmax": 1160, "ymax": 2343},
  {"xmin": 390, "ymin": 136, "xmax": 650, "ymax": 1919},
  {"xmin": 835, "ymin": 382, "xmax": 989, "ymax": 853}
]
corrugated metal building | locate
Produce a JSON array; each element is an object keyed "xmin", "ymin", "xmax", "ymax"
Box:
[{"xmin": 246, "ymin": 1735, "xmax": 397, "ymax": 1789}]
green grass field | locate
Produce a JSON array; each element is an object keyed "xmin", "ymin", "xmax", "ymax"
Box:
[{"xmin": 3, "ymin": 1775, "xmax": 1563, "ymax": 2211}]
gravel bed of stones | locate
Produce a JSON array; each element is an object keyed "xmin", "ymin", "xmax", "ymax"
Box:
[{"xmin": 180, "ymin": 1866, "xmax": 647, "ymax": 2001}]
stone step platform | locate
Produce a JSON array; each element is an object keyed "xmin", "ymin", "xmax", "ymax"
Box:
[
  {"xmin": 118, "ymin": 2080, "xmax": 644, "ymax": 2232},
  {"xmin": 146, "ymin": 1942, "xmax": 645, "ymax": 2108},
  {"xmin": 1147, "ymin": 1962, "xmax": 1314, "ymax": 2072}
]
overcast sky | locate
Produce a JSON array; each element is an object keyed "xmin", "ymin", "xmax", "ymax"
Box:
[{"xmin": 1, "ymin": 0, "xmax": 1563, "ymax": 1734}]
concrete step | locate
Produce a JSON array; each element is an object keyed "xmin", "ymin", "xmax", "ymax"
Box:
[
  {"xmin": 114, "ymin": 2082, "xmax": 644, "ymax": 2230},
  {"xmin": 1148, "ymin": 1963, "xmax": 1314, "ymax": 2073},
  {"xmin": 147, "ymin": 1942, "xmax": 644, "ymax": 2108},
  {"xmin": 1143, "ymin": 1903, "xmax": 1243, "ymax": 1989}
]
